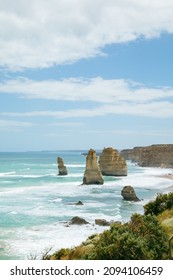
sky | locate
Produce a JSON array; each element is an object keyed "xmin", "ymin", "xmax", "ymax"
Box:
[{"xmin": 0, "ymin": 0, "xmax": 173, "ymax": 152}]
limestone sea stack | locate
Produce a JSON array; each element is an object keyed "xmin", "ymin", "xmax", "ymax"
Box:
[
  {"xmin": 83, "ymin": 149, "xmax": 104, "ymax": 185},
  {"xmin": 99, "ymin": 147, "xmax": 127, "ymax": 176},
  {"xmin": 121, "ymin": 185, "xmax": 140, "ymax": 202},
  {"xmin": 57, "ymin": 157, "xmax": 68, "ymax": 175}
]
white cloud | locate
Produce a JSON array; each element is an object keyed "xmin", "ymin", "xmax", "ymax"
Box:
[
  {"xmin": 0, "ymin": 77, "xmax": 173, "ymax": 118},
  {"xmin": 0, "ymin": 77, "xmax": 173, "ymax": 103},
  {"xmin": 49, "ymin": 121, "xmax": 84, "ymax": 127},
  {"xmin": 77, "ymin": 128, "xmax": 173, "ymax": 137},
  {"xmin": 0, "ymin": 0, "xmax": 173, "ymax": 70},
  {"xmin": 1, "ymin": 102, "xmax": 173, "ymax": 119},
  {"xmin": 0, "ymin": 119, "xmax": 34, "ymax": 130}
]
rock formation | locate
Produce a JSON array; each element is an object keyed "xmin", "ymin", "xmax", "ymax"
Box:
[
  {"xmin": 83, "ymin": 149, "xmax": 104, "ymax": 185},
  {"xmin": 75, "ymin": 201, "xmax": 83, "ymax": 206},
  {"xmin": 69, "ymin": 216, "xmax": 89, "ymax": 225},
  {"xmin": 121, "ymin": 185, "xmax": 140, "ymax": 201},
  {"xmin": 57, "ymin": 157, "xmax": 68, "ymax": 175},
  {"xmin": 138, "ymin": 144, "xmax": 173, "ymax": 167},
  {"xmin": 120, "ymin": 147, "xmax": 142, "ymax": 162},
  {"xmin": 121, "ymin": 144, "xmax": 173, "ymax": 168},
  {"xmin": 99, "ymin": 147, "xmax": 127, "ymax": 176},
  {"xmin": 67, "ymin": 201, "xmax": 84, "ymax": 206}
]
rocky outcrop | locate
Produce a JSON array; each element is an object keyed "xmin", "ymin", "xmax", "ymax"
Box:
[
  {"xmin": 121, "ymin": 185, "xmax": 140, "ymax": 202},
  {"xmin": 75, "ymin": 201, "xmax": 84, "ymax": 206},
  {"xmin": 121, "ymin": 144, "xmax": 173, "ymax": 168},
  {"xmin": 83, "ymin": 149, "xmax": 104, "ymax": 185},
  {"xmin": 67, "ymin": 201, "xmax": 84, "ymax": 206},
  {"xmin": 57, "ymin": 157, "xmax": 68, "ymax": 175},
  {"xmin": 99, "ymin": 147, "xmax": 127, "ymax": 176},
  {"xmin": 69, "ymin": 216, "xmax": 89, "ymax": 225}
]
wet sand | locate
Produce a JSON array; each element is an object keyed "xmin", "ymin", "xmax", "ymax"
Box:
[
  {"xmin": 162, "ymin": 174, "xmax": 173, "ymax": 180},
  {"xmin": 154, "ymin": 173, "xmax": 173, "ymax": 191},
  {"xmin": 161, "ymin": 173, "xmax": 173, "ymax": 191}
]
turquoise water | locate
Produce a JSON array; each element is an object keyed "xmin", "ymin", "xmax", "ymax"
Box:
[{"xmin": 0, "ymin": 151, "xmax": 172, "ymax": 259}]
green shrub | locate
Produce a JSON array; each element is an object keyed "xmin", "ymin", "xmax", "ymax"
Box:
[
  {"xmin": 88, "ymin": 214, "xmax": 168, "ymax": 260},
  {"xmin": 45, "ymin": 248, "xmax": 71, "ymax": 260},
  {"xmin": 144, "ymin": 192, "xmax": 173, "ymax": 216},
  {"xmin": 47, "ymin": 193, "xmax": 173, "ymax": 260}
]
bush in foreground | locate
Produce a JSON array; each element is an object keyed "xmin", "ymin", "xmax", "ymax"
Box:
[
  {"xmin": 87, "ymin": 214, "xmax": 168, "ymax": 260},
  {"xmin": 46, "ymin": 193, "xmax": 173, "ymax": 260},
  {"xmin": 144, "ymin": 192, "xmax": 173, "ymax": 216},
  {"xmin": 48, "ymin": 213, "xmax": 169, "ymax": 260}
]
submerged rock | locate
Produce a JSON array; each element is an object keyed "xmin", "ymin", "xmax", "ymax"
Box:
[
  {"xmin": 121, "ymin": 185, "xmax": 140, "ymax": 202},
  {"xmin": 67, "ymin": 201, "xmax": 84, "ymax": 206},
  {"xmin": 99, "ymin": 147, "xmax": 127, "ymax": 176},
  {"xmin": 57, "ymin": 157, "xmax": 68, "ymax": 175},
  {"xmin": 75, "ymin": 201, "xmax": 84, "ymax": 206},
  {"xmin": 83, "ymin": 149, "xmax": 104, "ymax": 185}
]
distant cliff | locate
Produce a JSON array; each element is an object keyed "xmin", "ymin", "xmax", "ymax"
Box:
[{"xmin": 121, "ymin": 144, "xmax": 173, "ymax": 168}]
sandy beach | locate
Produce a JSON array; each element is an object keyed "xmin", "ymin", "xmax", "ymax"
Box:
[
  {"xmin": 152, "ymin": 172, "xmax": 173, "ymax": 191},
  {"xmin": 163, "ymin": 174, "xmax": 173, "ymax": 180},
  {"xmin": 160, "ymin": 173, "xmax": 173, "ymax": 191}
]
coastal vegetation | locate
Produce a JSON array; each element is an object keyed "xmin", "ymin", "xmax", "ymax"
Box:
[
  {"xmin": 45, "ymin": 192, "xmax": 173, "ymax": 260},
  {"xmin": 144, "ymin": 192, "xmax": 173, "ymax": 216}
]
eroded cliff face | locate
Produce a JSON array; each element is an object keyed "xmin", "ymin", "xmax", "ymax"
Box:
[
  {"xmin": 121, "ymin": 144, "xmax": 173, "ymax": 168},
  {"xmin": 99, "ymin": 147, "xmax": 127, "ymax": 176},
  {"xmin": 83, "ymin": 149, "xmax": 104, "ymax": 185},
  {"xmin": 138, "ymin": 145, "xmax": 173, "ymax": 167},
  {"xmin": 121, "ymin": 147, "xmax": 142, "ymax": 162}
]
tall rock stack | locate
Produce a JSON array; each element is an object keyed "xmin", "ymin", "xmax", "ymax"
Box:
[
  {"xmin": 83, "ymin": 149, "xmax": 104, "ymax": 185},
  {"xmin": 57, "ymin": 157, "xmax": 68, "ymax": 175},
  {"xmin": 99, "ymin": 147, "xmax": 127, "ymax": 176}
]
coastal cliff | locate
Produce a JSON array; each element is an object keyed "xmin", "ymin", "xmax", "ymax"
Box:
[{"xmin": 121, "ymin": 144, "xmax": 173, "ymax": 168}]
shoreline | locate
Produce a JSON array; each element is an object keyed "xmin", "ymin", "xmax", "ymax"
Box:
[
  {"xmin": 159, "ymin": 173, "xmax": 173, "ymax": 180},
  {"xmin": 1, "ymin": 163, "xmax": 173, "ymax": 260},
  {"xmin": 156, "ymin": 173, "xmax": 173, "ymax": 191}
]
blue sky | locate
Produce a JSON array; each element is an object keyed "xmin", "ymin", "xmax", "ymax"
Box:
[{"xmin": 0, "ymin": 0, "xmax": 173, "ymax": 151}]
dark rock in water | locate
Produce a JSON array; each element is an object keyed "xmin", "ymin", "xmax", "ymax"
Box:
[
  {"xmin": 75, "ymin": 201, "xmax": 83, "ymax": 205},
  {"xmin": 57, "ymin": 157, "xmax": 68, "ymax": 175},
  {"xmin": 67, "ymin": 201, "xmax": 84, "ymax": 206},
  {"xmin": 69, "ymin": 216, "xmax": 89, "ymax": 225},
  {"xmin": 95, "ymin": 219, "xmax": 111, "ymax": 226},
  {"xmin": 121, "ymin": 185, "xmax": 140, "ymax": 202}
]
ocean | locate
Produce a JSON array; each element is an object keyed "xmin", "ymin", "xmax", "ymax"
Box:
[{"xmin": 0, "ymin": 150, "xmax": 172, "ymax": 260}]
